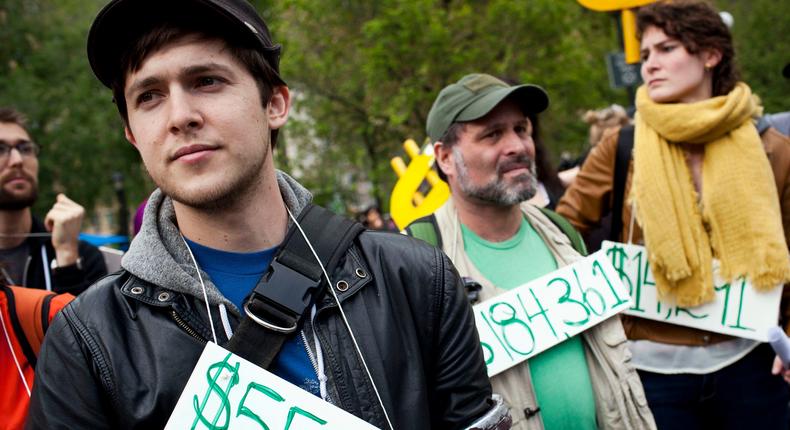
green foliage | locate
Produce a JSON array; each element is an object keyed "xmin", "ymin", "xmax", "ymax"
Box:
[
  {"xmin": 271, "ymin": 0, "xmax": 622, "ymax": 210},
  {"xmin": 714, "ymin": 0, "xmax": 790, "ymax": 113},
  {"xmin": 0, "ymin": 0, "xmax": 150, "ymax": 223},
  {"xmin": 1, "ymin": 0, "xmax": 787, "ymax": 221}
]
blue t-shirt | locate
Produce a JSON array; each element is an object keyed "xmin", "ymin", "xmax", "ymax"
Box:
[{"xmin": 184, "ymin": 238, "xmax": 321, "ymax": 397}]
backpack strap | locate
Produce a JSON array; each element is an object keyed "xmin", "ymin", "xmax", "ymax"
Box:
[
  {"xmin": 404, "ymin": 214, "xmax": 443, "ymax": 248},
  {"xmin": 3, "ymin": 286, "xmax": 51, "ymax": 366},
  {"xmin": 537, "ymin": 207, "xmax": 588, "ymax": 256},
  {"xmin": 610, "ymin": 125, "xmax": 634, "ymax": 242},
  {"xmin": 227, "ymin": 204, "xmax": 364, "ymax": 369},
  {"xmin": 406, "ymin": 209, "xmax": 587, "ymax": 257}
]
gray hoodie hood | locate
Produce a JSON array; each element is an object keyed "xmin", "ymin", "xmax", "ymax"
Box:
[{"xmin": 121, "ymin": 170, "xmax": 312, "ymax": 315}]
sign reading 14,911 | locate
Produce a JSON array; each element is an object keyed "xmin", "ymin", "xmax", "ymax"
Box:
[
  {"xmin": 165, "ymin": 342, "xmax": 379, "ymax": 430},
  {"xmin": 474, "ymin": 250, "xmax": 632, "ymax": 377},
  {"xmin": 600, "ymin": 241, "xmax": 782, "ymax": 342}
]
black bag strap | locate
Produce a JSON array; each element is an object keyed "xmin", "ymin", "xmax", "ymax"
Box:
[
  {"xmin": 404, "ymin": 214, "xmax": 443, "ymax": 249},
  {"xmin": 226, "ymin": 204, "xmax": 364, "ymax": 369},
  {"xmin": 609, "ymin": 125, "xmax": 634, "ymax": 242},
  {"xmin": 537, "ymin": 207, "xmax": 588, "ymax": 256}
]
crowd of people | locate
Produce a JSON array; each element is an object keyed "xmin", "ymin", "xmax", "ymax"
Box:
[{"xmin": 1, "ymin": 0, "xmax": 789, "ymax": 429}]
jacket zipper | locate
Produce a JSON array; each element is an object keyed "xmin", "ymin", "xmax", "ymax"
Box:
[
  {"xmin": 301, "ymin": 329, "xmax": 320, "ymax": 377},
  {"xmin": 171, "ymin": 309, "xmax": 208, "ymax": 344}
]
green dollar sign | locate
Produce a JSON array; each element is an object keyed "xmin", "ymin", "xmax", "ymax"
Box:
[
  {"xmin": 606, "ymin": 245, "xmax": 633, "ymax": 293},
  {"xmin": 192, "ymin": 352, "xmax": 241, "ymax": 430}
]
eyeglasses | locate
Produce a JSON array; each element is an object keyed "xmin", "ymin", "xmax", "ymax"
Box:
[{"xmin": 0, "ymin": 141, "xmax": 40, "ymax": 160}]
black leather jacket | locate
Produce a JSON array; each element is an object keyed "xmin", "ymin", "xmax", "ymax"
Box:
[{"xmin": 27, "ymin": 231, "xmax": 497, "ymax": 429}]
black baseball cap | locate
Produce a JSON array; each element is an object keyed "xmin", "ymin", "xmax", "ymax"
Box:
[
  {"xmin": 426, "ymin": 74, "xmax": 549, "ymax": 143},
  {"xmin": 87, "ymin": 0, "xmax": 284, "ymax": 89}
]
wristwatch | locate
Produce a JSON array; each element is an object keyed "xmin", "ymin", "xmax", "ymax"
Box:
[{"xmin": 51, "ymin": 257, "xmax": 83, "ymax": 271}]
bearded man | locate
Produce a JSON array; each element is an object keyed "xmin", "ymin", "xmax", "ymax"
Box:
[
  {"xmin": 406, "ymin": 74, "xmax": 655, "ymax": 430},
  {"xmin": 0, "ymin": 107, "xmax": 106, "ymax": 294}
]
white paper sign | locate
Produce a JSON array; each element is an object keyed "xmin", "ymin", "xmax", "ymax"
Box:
[
  {"xmin": 600, "ymin": 241, "xmax": 782, "ymax": 342},
  {"xmin": 165, "ymin": 342, "xmax": 379, "ymax": 430},
  {"xmin": 474, "ymin": 250, "xmax": 632, "ymax": 377}
]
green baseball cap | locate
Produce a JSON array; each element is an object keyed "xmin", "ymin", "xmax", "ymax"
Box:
[{"xmin": 426, "ymin": 73, "xmax": 549, "ymax": 142}]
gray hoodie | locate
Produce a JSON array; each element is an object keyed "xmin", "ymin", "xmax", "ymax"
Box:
[{"xmin": 121, "ymin": 170, "xmax": 312, "ymax": 316}]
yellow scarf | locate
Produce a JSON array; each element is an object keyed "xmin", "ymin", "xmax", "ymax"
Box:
[{"xmin": 632, "ymin": 83, "xmax": 790, "ymax": 307}]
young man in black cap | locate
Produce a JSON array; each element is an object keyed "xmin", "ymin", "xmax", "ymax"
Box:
[
  {"xmin": 406, "ymin": 74, "xmax": 654, "ymax": 429},
  {"xmin": 27, "ymin": 1, "xmax": 509, "ymax": 428}
]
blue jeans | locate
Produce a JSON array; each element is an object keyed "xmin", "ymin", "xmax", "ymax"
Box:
[{"xmin": 638, "ymin": 343, "xmax": 790, "ymax": 430}]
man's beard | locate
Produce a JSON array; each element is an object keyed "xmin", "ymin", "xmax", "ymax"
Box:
[
  {"xmin": 155, "ymin": 147, "xmax": 269, "ymax": 212},
  {"xmin": 163, "ymin": 169, "xmax": 261, "ymax": 212},
  {"xmin": 0, "ymin": 184, "xmax": 37, "ymax": 210},
  {"xmin": 454, "ymin": 148, "xmax": 538, "ymax": 206}
]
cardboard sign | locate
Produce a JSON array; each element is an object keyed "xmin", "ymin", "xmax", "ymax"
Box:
[
  {"xmin": 165, "ymin": 342, "xmax": 379, "ymax": 430},
  {"xmin": 474, "ymin": 251, "xmax": 632, "ymax": 376},
  {"xmin": 601, "ymin": 241, "xmax": 782, "ymax": 342}
]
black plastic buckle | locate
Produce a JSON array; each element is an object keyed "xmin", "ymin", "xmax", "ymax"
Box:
[{"xmin": 245, "ymin": 259, "xmax": 321, "ymax": 334}]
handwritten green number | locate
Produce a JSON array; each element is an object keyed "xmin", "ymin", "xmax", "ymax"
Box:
[
  {"xmin": 518, "ymin": 290, "xmax": 557, "ymax": 339},
  {"xmin": 548, "ymin": 277, "xmax": 590, "ymax": 327},
  {"xmin": 715, "ymin": 282, "xmax": 732, "ymax": 325},
  {"xmin": 480, "ymin": 311, "xmax": 513, "ymax": 361},
  {"xmin": 481, "ymin": 342, "xmax": 495, "ymax": 365},
  {"xmin": 628, "ymin": 249, "xmax": 645, "ymax": 312},
  {"xmin": 236, "ymin": 383, "xmax": 285, "ymax": 430},
  {"xmin": 489, "ymin": 302, "xmax": 535, "ymax": 356},
  {"xmin": 284, "ymin": 407, "xmax": 327, "ymax": 429},
  {"xmin": 573, "ymin": 267, "xmax": 606, "ymax": 316},
  {"xmin": 716, "ymin": 278, "xmax": 755, "ymax": 332},
  {"xmin": 592, "ymin": 260, "xmax": 627, "ymax": 308}
]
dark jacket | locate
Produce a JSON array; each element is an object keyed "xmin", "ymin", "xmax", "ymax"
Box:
[
  {"xmin": 27, "ymin": 173, "xmax": 497, "ymax": 429},
  {"xmin": 22, "ymin": 217, "xmax": 106, "ymax": 295}
]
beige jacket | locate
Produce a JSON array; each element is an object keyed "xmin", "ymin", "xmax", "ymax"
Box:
[{"xmin": 432, "ymin": 198, "xmax": 655, "ymax": 430}]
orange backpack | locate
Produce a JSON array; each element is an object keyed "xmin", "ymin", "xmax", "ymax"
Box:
[{"xmin": 1, "ymin": 285, "xmax": 74, "ymax": 430}]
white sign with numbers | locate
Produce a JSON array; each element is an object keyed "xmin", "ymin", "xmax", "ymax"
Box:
[
  {"xmin": 600, "ymin": 241, "xmax": 782, "ymax": 342},
  {"xmin": 165, "ymin": 342, "xmax": 379, "ymax": 430},
  {"xmin": 473, "ymin": 250, "xmax": 632, "ymax": 376}
]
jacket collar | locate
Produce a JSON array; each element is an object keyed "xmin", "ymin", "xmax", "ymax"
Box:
[
  {"xmin": 434, "ymin": 197, "xmax": 581, "ymax": 302},
  {"xmin": 122, "ymin": 170, "xmax": 313, "ymax": 315}
]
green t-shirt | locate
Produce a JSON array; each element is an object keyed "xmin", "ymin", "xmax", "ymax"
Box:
[{"xmin": 461, "ymin": 218, "xmax": 597, "ymax": 430}]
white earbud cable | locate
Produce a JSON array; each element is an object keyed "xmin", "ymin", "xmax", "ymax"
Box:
[
  {"xmin": 1, "ymin": 308, "xmax": 31, "ymax": 396},
  {"xmin": 181, "ymin": 236, "xmax": 218, "ymax": 344},
  {"xmin": 287, "ymin": 208, "xmax": 395, "ymax": 430}
]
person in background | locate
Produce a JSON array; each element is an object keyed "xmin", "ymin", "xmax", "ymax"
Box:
[
  {"xmin": 557, "ymin": 1, "xmax": 790, "ymax": 428},
  {"xmin": 359, "ymin": 205, "xmax": 397, "ymax": 231},
  {"xmin": 407, "ymin": 72, "xmax": 654, "ymax": 430},
  {"xmin": 0, "ymin": 107, "xmax": 106, "ymax": 295},
  {"xmin": 557, "ymin": 104, "xmax": 632, "ymax": 187}
]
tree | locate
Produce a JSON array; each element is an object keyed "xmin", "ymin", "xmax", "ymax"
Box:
[
  {"xmin": 0, "ymin": 0, "xmax": 151, "ymax": 223},
  {"xmin": 269, "ymin": 0, "xmax": 620, "ymax": 210},
  {"xmin": 714, "ymin": 0, "xmax": 790, "ymax": 114}
]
